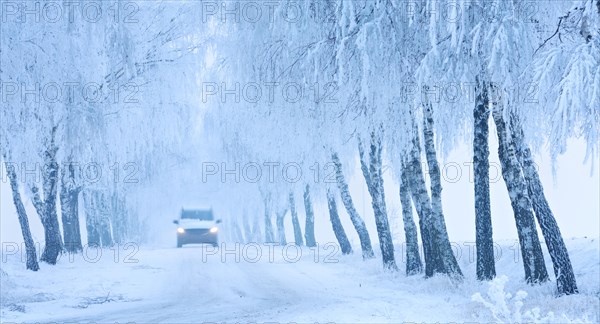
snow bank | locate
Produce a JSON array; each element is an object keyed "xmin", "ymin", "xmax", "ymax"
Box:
[{"xmin": 1, "ymin": 238, "xmax": 598, "ymax": 323}]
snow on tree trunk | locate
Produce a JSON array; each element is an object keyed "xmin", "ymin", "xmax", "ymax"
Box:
[
  {"xmin": 420, "ymin": 105, "xmax": 463, "ymax": 278},
  {"xmin": 401, "ymin": 112, "xmax": 462, "ymax": 278},
  {"xmin": 5, "ymin": 162, "xmax": 39, "ymax": 271},
  {"xmin": 303, "ymin": 184, "xmax": 317, "ymax": 247},
  {"xmin": 83, "ymin": 190, "xmax": 114, "ymax": 248},
  {"xmin": 264, "ymin": 197, "xmax": 275, "ymax": 243},
  {"xmin": 511, "ymin": 114, "xmax": 578, "ymax": 295},
  {"xmin": 332, "ymin": 152, "xmax": 375, "ymax": 259},
  {"xmin": 242, "ymin": 210, "xmax": 253, "ymax": 244},
  {"xmin": 326, "ymin": 189, "xmax": 353, "ymax": 255},
  {"xmin": 492, "ymin": 104, "xmax": 549, "ymax": 284},
  {"xmin": 109, "ymin": 194, "xmax": 128, "ymax": 244},
  {"xmin": 399, "ymin": 165, "xmax": 422, "ymax": 276},
  {"xmin": 252, "ymin": 213, "xmax": 262, "ymax": 243},
  {"xmin": 60, "ymin": 162, "xmax": 83, "ymax": 253},
  {"xmin": 276, "ymin": 208, "xmax": 288, "ymax": 246},
  {"xmin": 474, "ymin": 82, "xmax": 496, "ymax": 281},
  {"xmin": 289, "ymin": 192, "xmax": 304, "ymax": 246},
  {"xmin": 359, "ymin": 132, "xmax": 397, "ymax": 270},
  {"xmin": 83, "ymin": 190, "xmax": 101, "ymax": 247},
  {"xmin": 30, "ymin": 134, "xmax": 63, "ymax": 265},
  {"xmin": 422, "ymin": 101, "xmax": 443, "ymax": 237},
  {"xmin": 231, "ymin": 216, "xmax": 245, "ymax": 243},
  {"xmin": 97, "ymin": 192, "xmax": 114, "ymax": 247},
  {"xmin": 404, "ymin": 147, "xmax": 443, "ymax": 277}
]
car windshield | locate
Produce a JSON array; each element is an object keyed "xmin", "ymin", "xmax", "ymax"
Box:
[{"xmin": 181, "ymin": 210, "xmax": 213, "ymax": 221}]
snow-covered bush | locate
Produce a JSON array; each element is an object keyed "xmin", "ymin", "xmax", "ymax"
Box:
[
  {"xmin": 0, "ymin": 267, "xmax": 14, "ymax": 306},
  {"xmin": 472, "ymin": 275, "xmax": 593, "ymax": 323}
]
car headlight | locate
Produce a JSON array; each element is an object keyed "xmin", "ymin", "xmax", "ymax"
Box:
[
  {"xmin": 209, "ymin": 227, "xmax": 218, "ymax": 233},
  {"xmin": 177, "ymin": 227, "xmax": 185, "ymax": 234}
]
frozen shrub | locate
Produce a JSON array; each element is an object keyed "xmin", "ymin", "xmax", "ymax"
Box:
[{"xmin": 472, "ymin": 275, "xmax": 592, "ymax": 323}]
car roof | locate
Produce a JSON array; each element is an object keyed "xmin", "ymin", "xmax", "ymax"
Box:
[{"xmin": 181, "ymin": 209, "xmax": 213, "ymax": 220}]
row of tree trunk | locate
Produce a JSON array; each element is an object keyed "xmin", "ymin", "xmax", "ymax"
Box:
[
  {"xmin": 4, "ymin": 130, "xmax": 135, "ymax": 270},
  {"xmin": 6, "ymin": 88, "xmax": 576, "ymax": 296},
  {"xmin": 273, "ymin": 81, "xmax": 577, "ymax": 296},
  {"xmin": 474, "ymin": 81, "xmax": 577, "ymax": 295},
  {"xmin": 260, "ymin": 185, "xmax": 318, "ymax": 247}
]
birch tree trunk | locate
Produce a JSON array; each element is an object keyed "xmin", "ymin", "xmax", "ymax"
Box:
[
  {"xmin": 492, "ymin": 105, "xmax": 549, "ymax": 284},
  {"xmin": 110, "ymin": 194, "xmax": 128, "ymax": 244},
  {"xmin": 359, "ymin": 132, "xmax": 397, "ymax": 270},
  {"xmin": 289, "ymin": 192, "xmax": 304, "ymax": 246},
  {"xmin": 30, "ymin": 134, "xmax": 63, "ymax": 264},
  {"xmin": 83, "ymin": 190, "xmax": 101, "ymax": 247},
  {"xmin": 404, "ymin": 148, "xmax": 442, "ymax": 276},
  {"xmin": 97, "ymin": 191, "xmax": 114, "ymax": 247},
  {"xmin": 473, "ymin": 82, "xmax": 495, "ymax": 280},
  {"xmin": 332, "ymin": 152, "xmax": 375, "ymax": 259},
  {"xmin": 83, "ymin": 190, "xmax": 114, "ymax": 248},
  {"xmin": 232, "ymin": 217, "xmax": 245, "ymax": 243},
  {"xmin": 326, "ymin": 189, "xmax": 352, "ymax": 255},
  {"xmin": 403, "ymin": 113, "xmax": 462, "ymax": 277},
  {"xmin": 399, "ymin": 164, "xmax": 422, "ymax": 275},
  {"xmin": 5, "ymin": 161, "xmax": 39, "ymax": 271},
  {"xmin": 276, "ymin": 208, "xmax": 288, "ymax": 246},
  {"xmin": 422, "ymin": 102, "xmax": 444, "ymax": 234},
  {"xmin": 252, "ymin": 213, "xmax": 262, "ymax": 243},
  {"xmin": 420, "ymin": 104, "xmax": 463, "ymax": 277},
  {"xmin": 511, "ymin": 114, "xmax": 577, "ymax": 294},
  {"xmin": 60, "ymin": 161, "xmax": 83, "ymax": 253},
  {"xmin": 264, "ymin": 197, "xmax": 275, "ymax": 243},
  {"xmin": 242, "ymin": 209, "xmax": 253, "ymax": 243},
  {"xmin": 303, "ymin": 184, "xmax": 317, "ymax": 247}
]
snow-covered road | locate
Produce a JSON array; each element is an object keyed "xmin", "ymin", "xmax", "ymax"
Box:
[{"xmin": 2, "ymin": 240, "xmax": 599, "ymax": 323}]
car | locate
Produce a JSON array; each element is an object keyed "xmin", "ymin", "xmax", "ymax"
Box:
[{"xmin": 173, "ymin": 208, "xmax": 221, "ymax": 248}]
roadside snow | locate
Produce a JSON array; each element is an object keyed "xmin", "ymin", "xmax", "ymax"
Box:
[{"xmin": 1, "ymin": 238, "xmax": 598, "ymax": 323}]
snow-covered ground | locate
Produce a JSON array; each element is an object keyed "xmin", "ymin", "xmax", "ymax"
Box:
[{"xmin": 1, "ymin": 238, "xmax": 598, "ymax": 323}]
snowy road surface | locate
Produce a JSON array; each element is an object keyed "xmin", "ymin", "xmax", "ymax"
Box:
[{"xmin": 1, "ymin": 239, "xmax": 599, "ymax": 323}]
